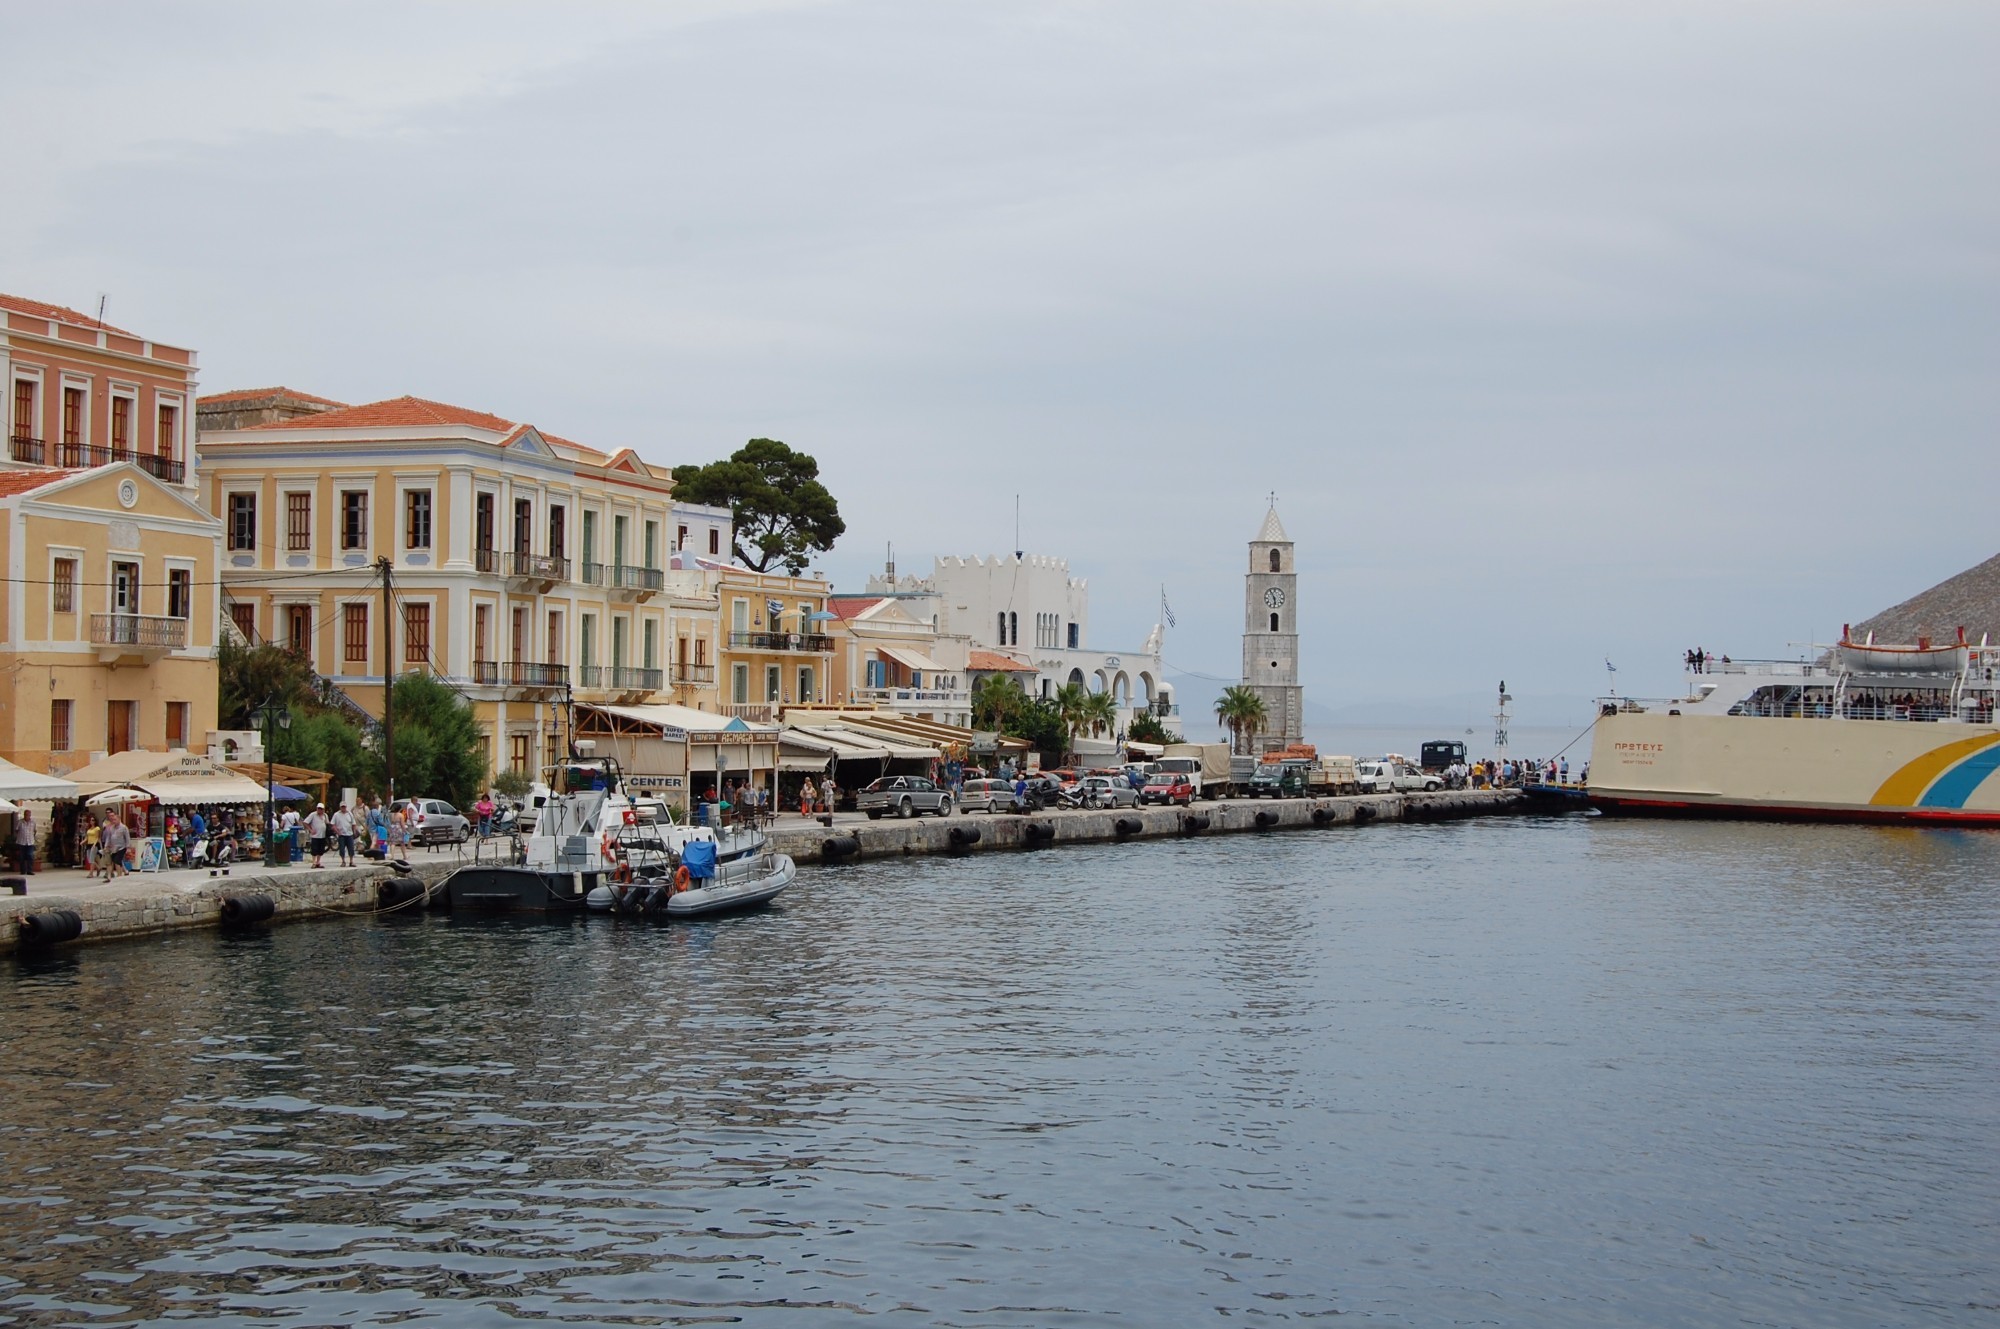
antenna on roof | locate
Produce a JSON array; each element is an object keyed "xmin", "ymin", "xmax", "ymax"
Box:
[
  {"xmin": 96, "ymin": 294, "xmax": 108, "ymax": 326},
  {"xmin": 1014, "ymin": 493, "xmax": 1021, "ymax": 560}
]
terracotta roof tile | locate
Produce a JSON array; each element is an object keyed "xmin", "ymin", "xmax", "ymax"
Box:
[
  {"xmin": 0, "ymin": 292, "xmax": 133, "ymax": 336},
  {"xmin": 249, "ymin": 395, "xmax": 518, "ymax": 433},
  {"xmin": 0, "ymin": 470, "xmax": 67, "ymax": 498},
  {"xmin": 968, "ymin": 649, "xmax": 1037, "ymax": 672},
  {"xmin": 827, "ymin": 597, "xmax": 885, "ymax": 620},
  {"xmin": 200, "ymin": 386, "xmax": 348, "ymax": 408}
]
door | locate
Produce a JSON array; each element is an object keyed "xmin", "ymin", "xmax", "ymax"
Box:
[
  {"xmin": 106, "ymin": 700, "xmax": 136, "ymax": 755},
  {"xmin": 112, "ymin": 561, "xmax": 139, "ymax": 614}
]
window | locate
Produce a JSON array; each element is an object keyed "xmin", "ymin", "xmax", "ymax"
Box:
[
  {"xmin": 510, "ymin": 733, "xmax": 530, "ymax": 773},
  {"xmin": 111, "ymin": 396, "xmax": 132, "ymax": 457},
  {"xmin": 106, "ymin": 700, "xmax": 135, "ymax": 755},
  {"xmin": 14, "ymin": 379, "xmax": 35, "ymax": 439},
  {"xmin": 1010, "ymin": 611, "xmax": 1018, "ymax": 646},
  {"xmin": 230, "ymin": 602, "xmax": 257, "ymax": 642},
  {"xmin": 643, "ymin": 619, "xmax": 658, "ymax": 670},
  {"xmin": 286, "ymin": 604, "xmax": 312, "ymax": 655},
  {"xmin": 341, "ymin": 491, "xmax": 368, "ymax": 550},
  {"xmin": 1068, "ymin": 622, "xmax": 1080, "ymax": 649},
  {"xmin": 644, "ymin": 520, "xmax": 659, "ymax": 569},
  {"xmin": 168, "ymin": 569, "xmax": 192, "ymax": 619},
  {"xmin": 166, "ymin": 701, "xmax": 190, "ymax": 749},
  {"xmin": 765, "ymin": 664, "xmax": 781, "ymax": 702},
  {"xmin": 612, "ymin": 617, "xmax": 628, "ymax": 669},
  {"xmin": 344, "ymin": 603, "xmax": 369, "ymax": 664},
  {"xmin": 580, "ymin": 613, "xmax": 597, "ymax": 670},
  {"xmin": 546, "ymin": 610, "xmax": 563, "ymax": 664},
  {"xmin": 52, "ymin": 558, "xmax": 76, "ymax": 613},
  {"xmin": 548, "ymin": 505, "xmax": 566, "ymax": 561},
  {"xmin": 1270, "ymin": 612, "xmax": 1280, "ymax": 632},
  {"xmin": 732, "ymin": 598, "xmax": 749, "ymax": 634},
  {"xmin": 61, "ymin": 386, "xmax": 82, "ymax": 452},
  {"xmin": 513, "ymin": 498, "xmax": 532, "ymax": 555},
  {"xmin": 997, "ymin": 612, "xmax": 1006, "ymax": 644},
  {"xmin": 677, "ymin": 524, "xmax": 688, "ymax": 551},
  {"xmin": 49, "ymin": 700, "xmax": 71, "ymax": 752},
  {"xmin": 582, "ymin": 510, "xmax": 597, "ymax": 569},
  {"xmin": 286, "ymin": 492, "xmax": 311, "ymax": 551},
  {"xmin": 405, "ymin": 489, "xmax": 432, "ymax": 550},
  {"xmin": 613, "ymin": 514, "xmax": 629, "ymax": 569},
  {"xmin": 798, "ymin": 666, "xmax": 814, "ymax": 704},
  {"xmin": 708, "ymin": 527, "xmax": 720, "ymax": 555},
  {"xmin": 156, "ymin": 403, "xmax": 178, "ymax": 458},
  {"xmin": 404, "ymin": 603, "xmax": 430, "ymax": 662},
  {"xmin": 511, "ymin": 606, "xmax": 527, "ymax": 662},
  {"xmin": 1269, "ymin": 548, "xmax": 1281, "ymax": 572},
  {"xmin": 111, "ymin": 561, "xmax": 138, "ymax": 614},
  {"xmin": 694, "ymin": 637, "xmax": 707, "ymax": 666},
  {"xmin": 474, "ymin": 605, "xmax": 491, "ymax": 664},
  {"xmin": 732, "ymin": 663, "xmax": 749, "ymax": 704},
  {"xmin": 228, "ymin": 493, "xmax": 257, "ymax": 550},
  {"xmin": 475, "ymin": 493, "xmax": 496, "ymax": 567}
]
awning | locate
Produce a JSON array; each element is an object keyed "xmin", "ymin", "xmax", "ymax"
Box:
[
  {"xmin": 877, "ymin": 644, "xmax": 948, "ymax": 673},
  {"xmin": 140, "ymin": 775, "xmax": 273, "ymax": 805},
  {"xmin": 1126, "ymin": 741, "xmax": 1166, "ymax": 757},
  {"xmin": 0, "ymin": 756, "xmax": 79, "ymax": 801},
  {"xmin": 780, "ymin": 753, "xmax": 831, "ymax": 772}
]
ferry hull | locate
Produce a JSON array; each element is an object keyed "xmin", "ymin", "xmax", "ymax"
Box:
[{"xmin": 1589, "ymin": 711, "xmax": 2000, "ymax": 828}]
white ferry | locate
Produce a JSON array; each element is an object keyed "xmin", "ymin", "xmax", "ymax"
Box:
[{"xmin": 1588, "ymin": 628, "xmax": 2000, "ymax": 826}]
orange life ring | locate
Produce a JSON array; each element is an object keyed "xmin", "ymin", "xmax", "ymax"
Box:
[
  {"xmin": 672, "ymin": 865, "xmax": 692, "ymax": 894},
  {"xmin": 600, "ymin": 833, "xmax": 617, "ymax": 862},
  {"xmin": 612, "ymin": 861, "xmax": 633, "ymax": 885}
]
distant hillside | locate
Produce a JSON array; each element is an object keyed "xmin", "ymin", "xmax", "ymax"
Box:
[
  {"xmin": 1848, "ymin": 550, "xmax": 2000, "ymax": 647},
  {"xmin": 1166, "ymin": 677, "xmax": 1593, "ymax": 733}
]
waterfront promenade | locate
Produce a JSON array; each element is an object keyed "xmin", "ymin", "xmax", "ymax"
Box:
[{"xmin": 3, "ymin": 789, "xmax": 1524, "ymax": 954}]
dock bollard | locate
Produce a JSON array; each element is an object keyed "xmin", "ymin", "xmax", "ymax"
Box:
[
  {"xmin": 1, "ymin": 876, "xmax": 25, "ymax": 897},
  {"xmin": 18, "ymin": 909, "xmax": 84, "ymax": 945}
]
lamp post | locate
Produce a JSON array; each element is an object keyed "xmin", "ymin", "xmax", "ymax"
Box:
[{"xmin": 248, "ymin": 693, "xmax": 291, "ymax": 866}]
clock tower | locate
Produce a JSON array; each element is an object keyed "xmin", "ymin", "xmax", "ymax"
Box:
[{"xmin": 1242, "ymin": 500, "xmax": 1304, "ymax": 751}]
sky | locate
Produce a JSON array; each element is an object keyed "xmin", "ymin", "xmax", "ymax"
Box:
[{"xmin": 5, "ymin": 1, "xmax": 1994, "ymax": 718}]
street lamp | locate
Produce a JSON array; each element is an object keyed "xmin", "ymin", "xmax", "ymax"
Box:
[{"xmin": 248, "ymin": 693, "xmax": 291, "ymax": 866}]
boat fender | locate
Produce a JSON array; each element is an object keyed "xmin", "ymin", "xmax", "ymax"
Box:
[
  {"xmin": 376, "ymin": 877, "xmax": 426, "ymax": 909},
  {"xmin": 1114, "ymin": 817, "xmax": 1142, "ymax": 836},
  {"xmin": 18, "ymin": 908, "xmax": 83, "ymax": 945},
  {"xmin": 1354, "ymin": 804, "xmax": 1377, "ymax": 823},
  {"xmin": 1254, "ymin": 809, "xmax": 1277, "ymax": 829},
  {"xmin": 1180, "ymin": 812, "xmax": 1209, "ymax": 835},
  {"xmin": 1024, "ymin": 821, "xmax": 1055, "ymax": 844},
  {"xmin": 220, "ymin": 894, "xmax": 276, "ymax": 925},
  {"xmin": 1311, "ymin": 806, "xmax": 1335, "ymax": 825},
  {"xmin": 948, "ymin": 824, "xmax": 981, "ymax": 848},
  {"xmin": 822, "ymin": 834, "xmax": 861, "ymax": 860},
  {"xmin": 671, "ymin": 865, "xmax": 692, "ymax": 894}
]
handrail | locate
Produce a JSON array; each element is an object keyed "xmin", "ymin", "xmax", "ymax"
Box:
[
  {"xmin": 729, "ymin": 630, "xmax": 832, "ymax": 652},
  {"xmin": 91, "ymin": 613, "xmax": 187, "ymax": 649}
]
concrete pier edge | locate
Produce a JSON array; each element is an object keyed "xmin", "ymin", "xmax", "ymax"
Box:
[{"xmin": 4, "ymin": 790, "xmax": 1526, "ymax": 955}]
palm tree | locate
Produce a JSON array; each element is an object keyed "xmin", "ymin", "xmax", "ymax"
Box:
[
  {"xmin": 1052, "ymin": 682, "xmax": 1092, "ymax": 761},
  {"xmin": 971, "ymin": 673, "xmax": 1027, "ymax": 731},
  {"xmin": 1215, "ymin": 686, "xmax": 1268, "ymax": 756},
  {"xmin": 1080, "ymin": 689, "xmax": 1118, "ymax": 742}
]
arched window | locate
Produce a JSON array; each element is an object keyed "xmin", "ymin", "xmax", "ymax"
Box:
[
  {"xmin": 1010, "ymin": 611, "xmax": 1019, "ymax": 646},
  {"xmin": 1270, "ymin": 612, "xmax": 1280, "ymax": 632},
  {"xmin": 998, "ymin": 611, "xmax": 1007, "ymax": 644},
  {"xmin": 1268, "ymin": 549, "xmax": 1281, "ymax": 572}
]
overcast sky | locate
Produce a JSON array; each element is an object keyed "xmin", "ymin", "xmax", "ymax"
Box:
[{"xmin": 6, "ymin": 1, "xmax": 1994, "ymax": 718}]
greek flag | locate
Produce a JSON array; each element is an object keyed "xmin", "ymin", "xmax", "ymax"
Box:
[
  {"xmin": 1605, "ymin": 658, "xmax": 1617, "ymax": 673},
  {"xmin": 1161, "ymin": 588, "xmax": 1177, "ymax": 628}
]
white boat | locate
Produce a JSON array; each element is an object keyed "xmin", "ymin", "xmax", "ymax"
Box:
[{"xmin": 1588, "ymin": 625, "xmax": 2000, "ymax": 826}]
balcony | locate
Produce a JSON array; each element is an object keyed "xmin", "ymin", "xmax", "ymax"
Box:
[
  {"xmin": 609, "ymin": 564, "xmax": 665, "ymax": 602},
  {"xmin": 509, "ymin": 550, "xmax": 570, "ymax": 588},
  {"xmin": 11, "ymin": 436, "xmax": 186, "ymax": 484},
  {"xmin": 470, "ymin": 661, "xmax": 570, "ymax": 695},
  {"xmin": 474, "ymin": 547, "xmax": 501, "ymax": 575},
  {"xmin": 670, "ymin": 663, "xmax": 716, "ymax": 687},
  {"xmin": 581, "ymin": 561, "xmax": 605, "ymax": 586},
  {"xmin": 91, "ymin": 612, "xmax": 187, "ymax": 665},
  {"xmin": 854, "ymin": 686, "xmax": 972, "ymax": 716},
  {"xmin": 722, "ymin": 702, "xmax": 776, "ymax": 723},
  {"xmin": 728, "ymin": 630, "xmax": 833, "ymax": 654}
]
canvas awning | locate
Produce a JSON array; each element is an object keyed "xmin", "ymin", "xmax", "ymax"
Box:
[
  {"xmin": 780, "ymin": 753, "xmax": 832, "ymax": 772},
  {"xmin": 876, "ymin": 644, "xmax": 948, "ymax": 674},
  {"xmin": 0, "ymin": 756, "xmax": 79, "ymax": 801},
  {"xmin": 65, "ymin": 750, "xmax": 274, "ymax": 805}
]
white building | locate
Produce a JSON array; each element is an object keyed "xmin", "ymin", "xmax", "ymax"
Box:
[{"xmin": 865, "ymin": 552, "xmax": 1176, "ymax": 738}]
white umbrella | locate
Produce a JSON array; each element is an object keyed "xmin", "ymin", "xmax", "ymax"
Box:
[
  {"xmin": 0, "ymin": 798, "xmax": 19, "ymax": 815},
  {"xmin": 85, "ymin": 786, "xmax": 146, "ymax": 808}
]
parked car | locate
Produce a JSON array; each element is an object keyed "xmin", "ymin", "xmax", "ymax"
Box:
[
  {"xmin": 1139, "ymin": 773, "xmax": 1195, "ymax": 806},
  {"xmin": 397, "ymin": 798, "xmax": 470, "ymax": 845},
  {"xmin": 958, "ymin": 778, "xmax": 1015, "ymax": 814},
  {"xmin": 1356, "ymin": 760, "xmax": 1443, "ymax": 793},
  {"xmin": 1075, "ymin": 775, "xmax": 1138, "ymax": 808},
  {"xmin": 858, "ymin": 776, "xmax": 954, "ymax": 819}
]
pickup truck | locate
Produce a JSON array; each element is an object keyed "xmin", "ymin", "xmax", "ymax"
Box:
[{"xmin": 1356, "ymin": 760, "xmax": 1443, "ymax": 793}]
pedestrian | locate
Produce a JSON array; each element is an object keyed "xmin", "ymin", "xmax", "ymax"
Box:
[
  {"xmin": 101, "ymin": 813, "xmax": 129, "ymax": 880},
  {"xmin": 475, "ymin": 792, "xmax": 495, "ymax": 838},
  {"xmin": 1559, "ymin": 758, "xmax": 1569, "ymax": 784},
  {"xmin": 800, "ymin": 777, "xmax": 818, "ymax": 817},
  {"xmin": 83, "ymin": 816, "xmax": 102, "ymax": 879},
  {"xmin": 332, "ymin": 803, "xmax": 356, "ymax": 867},
  {"xmin": 822, "ymin": 776, "xmax": 839, "ymax": 815},
  {"xmin": 306, "ymin": 802, "xmax": 329, "ymax": 868},
  {"xmin": 13, "ymin": 807, "xmax": 35, "ymax": 876}
]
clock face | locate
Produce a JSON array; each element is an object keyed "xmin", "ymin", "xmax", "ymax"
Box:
[{"xmin": 1263, "ymin": 586, "xmax": 1286, "ymax": 610}]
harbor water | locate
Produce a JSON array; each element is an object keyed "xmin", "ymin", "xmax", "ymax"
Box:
[{"xmin": 2, "ymin": 816, "xmax": 1994, "ymax": 1326}]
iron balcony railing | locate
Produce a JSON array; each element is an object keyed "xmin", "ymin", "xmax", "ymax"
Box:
[
  {"xmin": 474, "ymin": 547, "xmax": 501, "ymax": 574},
  {"xmin": 728, "ymin": 630, "xmax": 832, "ymax": 653},
  {"xmin": 577, "ymin": 665, "xmax": 602, "ymax": 687},
  {"xmin": 612, "ymin": 564, "xmax": 665, "ymax": 592},
  {"xmin": 722, "ymin": 702, "xmax": 776, "ymax": 722},
  {"xmin": 91, "ymin": 613, "xmax": 188, "ymax": 650},
  {"xmin": 581, "ymin": 562, "xmax": 604, "ymax": 586},
  {"xmin": 671, "ymin": 663, "xmax": 716, "ymax": 685},
  {"xmin": 855, "ymin": 686, "xmax": 969, "ymax": 706},
  {"xmin": 471, "ymin": 661, "xmax": 570, "ymax": 688},
  {"xmin": 16, "ymin": 436, "xmax": 185, "ymax": 483},
  {"xmin": 10, "ymin": 434, "xmax": 44, "ymax": 464},
  {"xmin": 510, "ymin": 550, "xmax": 571, "ymax": 582},
  {"xmin": 611, "ymin": 666, "xmax": 663, "ymax": 692}
]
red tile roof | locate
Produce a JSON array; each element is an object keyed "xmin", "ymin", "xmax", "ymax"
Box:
[
  {"xmin": 0, "ymin": 292, "xmax": 133, "ymax": 335},
  {"xmin": 249, "ymin": 395, "xmax": 518, "ymax": 433},
  {"xmin": 200, "ymin": 386, "xmax": 348, "ymax": 408},
  {"xmin": 0, "ymin": 470, "xmax": 67, "ymax": 498},
  {"xmin": 826, "ymin": 596, "xmax": 885, "ymax": 620},
  {"xmin": 968, "ymin": 649, "xmax": 1036, "ymax": 672}
]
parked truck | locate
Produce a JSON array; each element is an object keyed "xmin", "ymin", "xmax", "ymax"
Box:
[{"xmin": 1159, "ymin": 743, "xmax": 1232, "ymax": 798}]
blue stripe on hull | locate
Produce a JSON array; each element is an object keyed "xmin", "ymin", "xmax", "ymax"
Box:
[{"xmin": 1920, "ymin": 744, "xmax": 2000, "ymax": 808}]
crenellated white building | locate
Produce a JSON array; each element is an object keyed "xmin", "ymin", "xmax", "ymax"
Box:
[{"xmin": 865, "ymin": 552, "xmax": 1176, "ymax": 739}]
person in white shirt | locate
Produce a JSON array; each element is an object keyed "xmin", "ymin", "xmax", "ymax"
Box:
[
  {"xmin": 305, "ymin": 804, "xmax": 330, "ymax": 868},
  {"xmin": 330, "ymin": 804, "xmax": 356, "ymax": 867}
]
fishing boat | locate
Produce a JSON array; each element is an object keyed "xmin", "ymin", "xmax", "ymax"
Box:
[
  {"xmin": 1588, "ymin": 626, "xmax": 2000, "ymax": 826},
  {"xmin": 436, "ymin": 754, "xmax": 795, "ymax": 914}
]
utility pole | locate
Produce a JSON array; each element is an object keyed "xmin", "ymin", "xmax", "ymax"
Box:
[{"xmin": 377, "ymin": 556, "xmax": 395, "ymax": 806}]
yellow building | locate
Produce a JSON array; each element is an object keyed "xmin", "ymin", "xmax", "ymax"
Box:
[
  {"xmin": 197, "ymin": 394, "xmax": 721, "ymax": 782},
  {"xmin": 714, "ymin": 564, "xmax": 833, "ymax": 722},
  {"xmin": 0, "ymin": 466, "xmax": 223, "ymax": 773}
]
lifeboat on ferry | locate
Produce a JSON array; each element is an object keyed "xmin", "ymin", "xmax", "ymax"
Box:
[{"xmin": 1835, "ymin": 625, "xmax": 1968, "ymax": 675}]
